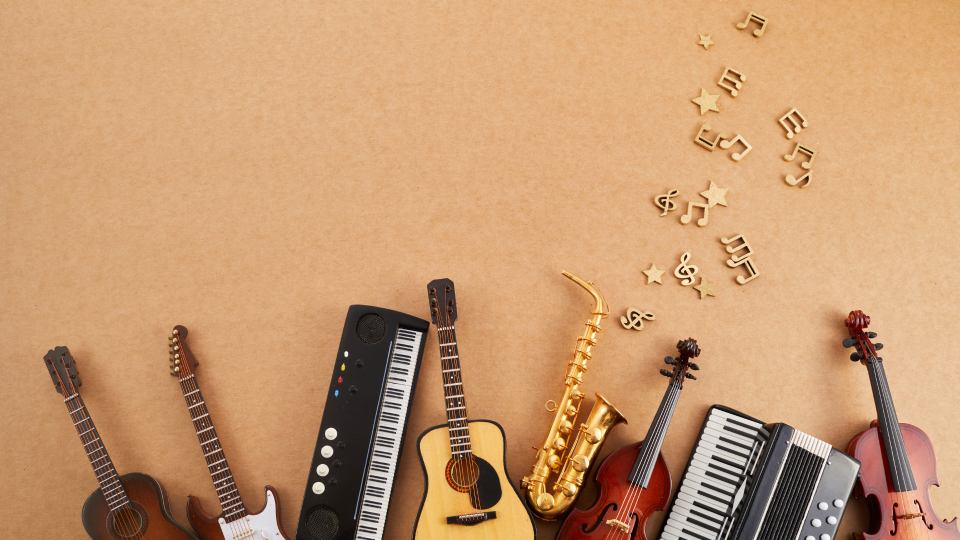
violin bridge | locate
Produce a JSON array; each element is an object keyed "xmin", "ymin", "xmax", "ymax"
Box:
[{"xmin": 606, "ymin": 518, "xmax": 629, "ymax": 533}]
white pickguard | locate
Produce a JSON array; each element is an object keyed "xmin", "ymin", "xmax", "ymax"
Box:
[{"xmin": 218, "ymin": 489, "xmax": 285, "ymax": 540}]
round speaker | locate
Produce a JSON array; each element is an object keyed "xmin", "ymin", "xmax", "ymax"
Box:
[
  {"xmin": 356, "ymin": 314, "xmax": 386, "ymax": 344},
  {"xmin": 305, "ymin": 506, "xmax": 339, "ymax": 540}
]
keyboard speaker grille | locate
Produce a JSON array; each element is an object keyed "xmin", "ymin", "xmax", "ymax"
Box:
[
  {"xmin": 305, "ymin": 506, "xmax": 339, "ymax": 540},
  {"xmin": 356, "ymin": 314, "xmax": 386, "ymax": 344}
]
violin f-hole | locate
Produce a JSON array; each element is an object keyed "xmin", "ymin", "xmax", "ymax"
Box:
[
  {"xmin": 915, "ymin": 500, "xmax": 934, "ymax": 530},
  {"xmin": 891, "ymin": 502, "xmax": 899, "ymax": 536},
  {"xmin": 582, "ymin": 502, "xmax": 618, "ymax": 533}
]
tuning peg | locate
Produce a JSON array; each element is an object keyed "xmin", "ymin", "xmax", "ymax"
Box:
[
  {"xmin": 866, "ymin": 332, "xmax": 877, "ymax": 339},
  {"xmin": 168, "ymin": 335, "xmax": 174, "ymax": 341},
  {"xmin": 850, "ymin": 352, "xmax": 864, "ymax": 361},
  {"xmin": 874, "ymin": 343, "xmax": 883, "ymax": 350},
  {"xmin": 659, "ymin": 369, "xmax": 672, "ymax": 377},
  {"xmin": 688, "ymin": 362, "xmax": 700, "ymax": 370},
  {"xmin": 664, "ymin": 356, "xmax": 677, "ymax": 365},
  {"xmin": 170, "ymin": 370, "xmax": 177, "ymax": 376},
  {"xmin": 842, "ymin": 338, "xmax": 855, "ymax": 348},
  {"xmin": 685, "ymin": 373, "xmax": 697, "ymax": 380}
]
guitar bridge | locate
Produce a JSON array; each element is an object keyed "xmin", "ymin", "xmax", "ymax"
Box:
[{"xmin": 447, "ymin": 511, "xmax": 496, "ymax": 525}]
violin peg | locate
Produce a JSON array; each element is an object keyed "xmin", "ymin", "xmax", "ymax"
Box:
[
  {"xmin": 664, "ymin": 356, "xmax": 677, "ymax": 365},
  {"xmin": 660, "ymin": 369, "xmax": 672, "ymax": 377},
  {"xmin": 866, "ymin": 332, "xmax": 877, "ymax": 338},
  {"xmin": 688, "ymin": 362, "xmax": 700, "ymax": 370},
  {"xmin": 850, "ymin": 352, "xmax": 864, "ymax": 361},
  {"xmin": 842, "ymin": 338, "xmax": 856, "ymax": 348},
  {"xmin": 685, "ymin": 373, "xmax": 697, "ymax": 380},
  {"xmin": 874, "ymin": 343, "xmax": 883, "ymax": 350}
]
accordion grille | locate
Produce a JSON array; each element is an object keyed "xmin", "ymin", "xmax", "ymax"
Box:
[{"xmin": 756, "ymin": 432, "xmax": 829, "ymax": 540}]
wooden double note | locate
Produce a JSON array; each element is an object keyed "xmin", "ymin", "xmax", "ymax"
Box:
[
  {"xmin": 717, "ymin": 68, "xmax": 746, "ymax": 97},
  {"xmin": 680, "ymin": 202, "xmax": 709, "ymax": 227},
  {"xmin": 719, "ymin": 135, "xmax": 752, "ymax": 161},
  {"xmin": 784, "ymin": 143, "xmax": 816, "ymax": 188},
  {"xmin": 779, "ymin": 108, "xmax": 809, "ymax": 139},
  {"xmin": 721, "ymin": 234, "xmax": 759, "ymax": 284},
  {"xmin": 694, "ymin": 124, "xmax": 727, "ymax": 151},
  {"xmin": 736, "ymin": 12, "xmax": 768, "ymax": 38}
]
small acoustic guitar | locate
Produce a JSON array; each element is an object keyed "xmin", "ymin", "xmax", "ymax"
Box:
[{"xmin": 43, "ymin": 346, "xmax": 199, "ymax": 540}]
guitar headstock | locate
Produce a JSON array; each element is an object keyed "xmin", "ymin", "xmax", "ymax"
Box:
[
  {"xmin": 168, "ymin": 325, "xmax": 199, "ymax": 380},
  {"xmin": 842, "ymin": 310, "xmax": 884, "ymax": 364},
  {"xmin": 427, "ymin": 279, "xmax": 457, "ymax": 328},
  {"xmin": 660, "ymin": 338, "xmax": 701, "ymax": 387},
  {"xmin": 44, "ymin": 346, "xmax": 81, "ymax": 397}
]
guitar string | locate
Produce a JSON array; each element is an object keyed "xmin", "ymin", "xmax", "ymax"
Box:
[{"xmin": 56, "ymin": 355, "xmax": 144, "ymax": 540}]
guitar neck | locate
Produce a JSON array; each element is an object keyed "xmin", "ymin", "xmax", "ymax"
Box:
[
  {"xmin": 630, "ymin": 379, "xmax": 682, "ymax": 488},
  {"xmin": 866, "ymin": 358, "xmax": 917, "ymax": 492},
  {"xmin": 177, "ymin": 374, "xmax": 247, "ymax": 520},
  {"xmin": 64, "ymin": 393, "xmax": 131, "ymax": 510},
  {"xmin": 436, "ymin": 324, "xmax": 472, "ymax": 459}
]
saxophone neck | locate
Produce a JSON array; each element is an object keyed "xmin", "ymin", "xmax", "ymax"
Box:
[{"xmin": 561, "ymin": 270, "xmax": 608, "ymax": 321}]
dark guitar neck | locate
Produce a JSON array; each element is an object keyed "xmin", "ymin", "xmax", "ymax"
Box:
[
  {"xmin": 177, "ymin": 374, "xmax": 247, "ymax": 519},
  {"xmin": 64, "ymin": 391, "xmax": 133, "ymax": 510},
  {"xmin": 866, "ymin": 358, "xmax": 918, "ymax": 492}
]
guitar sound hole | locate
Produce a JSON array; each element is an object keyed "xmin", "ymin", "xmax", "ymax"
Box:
[
  {"xmin": 109, "ymin": 504, "xmax": 147, "ymax": 539},
  {"xmin": 445, "ymin": 458, "xmax": 480, "ymax": 493}
]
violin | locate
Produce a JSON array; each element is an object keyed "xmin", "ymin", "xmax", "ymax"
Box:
[
  {"xmin": 555, "ymin": 339, "xmax": 700, "ymax": 540},
  {"xmin": 843, "ymin": 311, "xmax": 960, "ymax": 540}
]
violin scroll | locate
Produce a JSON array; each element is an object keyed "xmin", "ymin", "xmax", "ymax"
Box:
[{"xmin": 843, "ymin": 311, "xmax": 884, "ymax": 365}]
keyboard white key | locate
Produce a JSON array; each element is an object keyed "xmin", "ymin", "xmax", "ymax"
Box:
[{"xmin": 356, "ymin": 329, "xmax": 422, "ymax": 540}]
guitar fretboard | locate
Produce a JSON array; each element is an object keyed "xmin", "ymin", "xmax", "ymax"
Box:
[
  {"xmin": 64, "ymin": 393, "xmax": 131, "ymax": 511},
  {"xmin": 178, "ymin": 374, "xmax": 247, "ymax": 522},
  {"xmin": 436, "ymin": 324, "xmax": 472, "ymax": 459}
]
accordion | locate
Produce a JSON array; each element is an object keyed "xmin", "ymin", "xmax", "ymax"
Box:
[{"xmin": 658, "ymin": 405, "xmax": 860, "ymax": 540}]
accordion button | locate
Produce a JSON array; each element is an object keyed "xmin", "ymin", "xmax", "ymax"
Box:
[
  {"xmin": 827, "ymin": 517, "xmax": 838, "ymax": 525},
  {"xmin": 316, "ymin": 464, "xmax": 329, "ymax": 476},
  {"xmin": 321, "ymin": 445, "xmax": 333, "ymax": 458},
  {"xmin": 818, "ymin": 502, "xmax": 829, "ymax": 511},
  {"xmin": 821, "ymin": 534, "xmax": 831, "ymax": 540},
  {"xmin": 812, "ymin": 519, "xmax": 822, "ymax": 527},
  {"xmin": 833, "ymin": 499, "xmax": 844, "ymax": 508},
  {"xmin": 806, "ymin": 536, "xmax": 815, "ymax": 540},
  {"xmin": 312, "ymin": 482, "xmax": 325, "ymax": 495}
]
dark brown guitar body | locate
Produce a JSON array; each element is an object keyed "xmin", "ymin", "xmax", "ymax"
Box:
[
  {"xmin": 186, "ymin": 485, "xmax": 286, "ymax": 540},
  {"xmin": 847, "ymin": 421, "xmax": 960, "ymax": 540},
  {"xmin": 557, "ymin": 441, "xmax": 672, "ymax": 540},
  {"xmin": 81, "ymin": 472, "xmax": 199, "ymax": 540}
]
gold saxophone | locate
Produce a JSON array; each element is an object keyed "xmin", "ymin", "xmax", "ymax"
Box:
[{"xmin": 521, "ymin": 270, "xmax": 628, "ymax": 520}]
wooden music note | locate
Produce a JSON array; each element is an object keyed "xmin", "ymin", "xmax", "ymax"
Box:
[
  {"xmin": 719, "ymin": 134, "xmax": 752, "ymax": 161},
  {"xmin": 784, "ymin": 143, "xmax": 816, "ymax": 170},
  {"xmin": 680, "ymin": 202, "xmax": 709, "ymax": 227},
  {"xmin": 654, "ymin": 189, "xmax": 679, "ymax": 216},
  {"xmin": 728, "ymin": 257, "xmax": 760, "ymax": 284},
  {"xmin": 717, "ymin": 68, "xmax": 746, "ymax": 97},
  {"xmin": 694, "ymin": 124, "xmax": 727, "ymax": 151},
  {"xmin": 674, "ymin": 252, "xmax": 699, "ymax": 286},
  {"xmin": 736, "ymin": 12, "xmax": 768, "ymax": 38},
  {"xmin": 720, "ymin": 234, "xmax": 754, "ymax": 263},
  {"xmin": 785, "ymin": 170, "xmax": 813, "ymax": 188},
  {"xmin": 779, "ymin": 108, "xmax": 808, "ymax": 139}
]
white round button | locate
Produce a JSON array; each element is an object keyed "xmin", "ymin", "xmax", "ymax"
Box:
[
  {"xmin": 811, "ymin": 519, "xmax": 822, "ymax": 527},
  {"xmin": 827, "ymin": 516, "xmax": 838, "ymax": 525},
  {"xmin": 316, "ymin": 464, "xmax": 330, "ymax": 476},
  {"xmin": 325, "ymin": 428, "xmax": 338, "ymax": 440},
  {"xmin": 806, "ymin": 536, "xmax": 815, "ymax": 540},
  {"xmin": 312, "ymin": 482, "xmax": 325, "ymax": 495},
  {"xmin": 818, "ymin": 502, "xmax": 829, "ymax": 511},
  {"xmin": 821, "ymin": 534, "xmax": 831, "ymax": 540},
  {"xmin": 833, "ymin": 499, "xmax": 844, "ymax": 508},
  {"xmin": 320, "ymin": 445, "xmax": 333, "ymax": 458}
]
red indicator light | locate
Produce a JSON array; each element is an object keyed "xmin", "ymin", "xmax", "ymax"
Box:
[{"xmin": 338, "ymin": 376, "xmax": 343, "ymax": 384}]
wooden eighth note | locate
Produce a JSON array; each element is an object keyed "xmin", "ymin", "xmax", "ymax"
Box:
[
  {"xmin": 680, "ymin": 201, "xmax": 709, "ymax": 227},
  {"xmin": 784, "ymin": 143, "xmax": 816, "ymax": 170},
  {"xmin": 719, "ymin": 134, "xmax": 752, "ymax": 161},
  {"xmin": 694, "ymin": 124, "xmax": 727, "ymax": 151},
  {"xmin": 779, "ymin": 108, "xmax": 809, "ymax": 139},
  {"xmin": 736, "ymin": 11, "xmax": 767, "ymax": 38},
  {"xmin": 721, "ymin": 234, "xmax": 759, "ymax": 284},
  {"xmin": 717, "ymin": 68, "xmax": 746, "ymax": 97},
  {"xmin": 785, "ymin": 169, "xmax": 813, "ymax": 188},
  {"xmin": 728, "ymin": 257, "xmax": 760, "ymax": 284}
]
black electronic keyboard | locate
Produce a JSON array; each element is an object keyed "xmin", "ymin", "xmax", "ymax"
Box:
[
  {"xmin": 296, "ymin": 306, "xmax": 430, "ymax": 540},
  {"xmin": 658, "ymin": 405, "xmax": 860, "ymax": 540}
]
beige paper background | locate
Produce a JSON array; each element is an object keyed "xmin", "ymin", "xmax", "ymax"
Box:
[{"xmin": 2, "ymin": 1, "xmax": 959, "ymax": 539}]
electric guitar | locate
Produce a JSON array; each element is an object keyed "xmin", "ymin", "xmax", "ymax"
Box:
[
  {"xmin": 557, "ymin": 339, "xmax": 701, "ymax": 540},
  {"xmin": 43, "ymin": 346, "xmax": 199, "ymax": 540},
  {"xmin": 168, "ymin": 325, "xmax": 291, "ymax": 540},
  {"xmin": 413, "ymin": 279, "xmax": 537, "ymax": 540},
  {"xmin": 843, "ymin": 311, "xmax": 960, "ymax": 540}
]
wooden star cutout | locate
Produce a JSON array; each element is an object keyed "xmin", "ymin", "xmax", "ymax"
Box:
[
  {"xmin": 699, "ymin": 181, "xmax": 729, "ymax": 208},
  {"xmin": 698, "ymin": 35, "xmax": 714, "ymax": 50},
  {"xmin": 692, "ymin": 89, "xmax": 720, "ymax": 115},
  {"xmin": 694, "ymin": 278, "xmax": 716, "ymax": 299},
  {"xmin": 643, "ymin": 264, "xmax": 665, "ymax": 285}
]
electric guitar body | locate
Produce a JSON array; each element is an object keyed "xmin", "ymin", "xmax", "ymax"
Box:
[
  {"xmin": 556, "ymin": 442, "xmax": 670, "ymax": 540},
  {"xmin": 186, "ymin": 486, "xmax": 285, "ymax": 540},
  {"xmin": 414, "ymin": 420, "xmax": 536, "ymax": 540},
  {"xmin": 81, "ymin": 472, "xmax": 200, "ymax": 540}
]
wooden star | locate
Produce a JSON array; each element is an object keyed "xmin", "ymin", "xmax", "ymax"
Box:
[
  {"xmin": 692, "ymin": 89, "xmax": 720, "ymax": 116},
  {"xmin": 699, "ymin": 181, "xmax": 729, "ymax": 208},
  {"xmin": 698, "ymin": 35, "xmax": 714, "ymax": 50},
  {"xmin": 694, "ymin": 278, "xmax": 716, "ymax": 299},
  {"xmin": 643, "ymin": 264, "xmax": 665, "ymax": 285}
]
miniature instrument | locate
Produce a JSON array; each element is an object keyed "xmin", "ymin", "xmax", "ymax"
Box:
[
  {"xmin": 556, "ymin": 339, "xmax": 701, "ymax": 540},
  {"xmin": 168, "ymin": 326, "xmax": 291, "ymax": 540},
  {"xmin": 412, "ymin": 279, "xmax": 537, "ymax": 540},
  {"xmin": 43, "ymin": 346, "xmax": 199, "ymax": 540},
  {"xmin": 522, "ymin": 270, "xmax": 627, "ymax": 520},
  {"xmin": 656, "ymin": 406, "xmax": 859, "ymax": 540},
  {"xmin": 843, "ymin": 311, "xmax": 960, "ymax": 540},
  {"xmin": 294, "ymin": 305, "xmax": 430, "ymax": 540}
]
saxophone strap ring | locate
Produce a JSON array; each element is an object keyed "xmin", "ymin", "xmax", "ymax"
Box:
[{"xmin": 545, "ymin": 400, "xmax": 558, "ymax": 412}]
